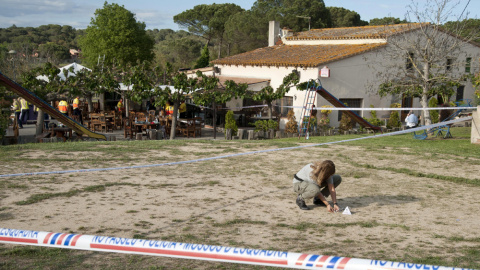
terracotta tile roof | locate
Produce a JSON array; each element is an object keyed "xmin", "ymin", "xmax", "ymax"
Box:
[
  {"xmin": 287, "ymin": 23, "xmax": 426, "ymax": 40},
  {"xmin": 212, "ymin": 43, "xmax": 386, "ymax": 68}
]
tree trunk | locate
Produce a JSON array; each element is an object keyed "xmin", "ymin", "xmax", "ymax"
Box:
[
  {"xmin": 213, "ymin": 101, "xmax": 217, "ymax": 139},
  {"xmin": 86, "ymin": 95, "xmax": 94, "ymax": 113},
  {"xmin": 35, "ymin": 109, "xmax": 45, "ymax": 136},
  {"xmin": 421, "ymin": 62, "xmax": 431, "ymax": 126},
  {"xmin": 217, "ymin": 38, "xmax": 222, "ymax": 59},
  {"xmin": 268, "ymin": 103, "xmax": 273, "ymax": 120},
  {"xmin": 169, "ymin": 100, "xmax": 180, "ymax": 140}
]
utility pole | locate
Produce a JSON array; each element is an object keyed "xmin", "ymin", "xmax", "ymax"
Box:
[
  {"xmin": 296, "ymin": 16, "xmax": 311, "ymax": 31},
  {"xmin": 8, "ymin": 50, "xmax": 17, "ymax": 80}
]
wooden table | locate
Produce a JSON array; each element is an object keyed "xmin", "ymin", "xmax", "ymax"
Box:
[{"xmin": 134, "ymin": 122, "xmax": 160, "ymax": 135}]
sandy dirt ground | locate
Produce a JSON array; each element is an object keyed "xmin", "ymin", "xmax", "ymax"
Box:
[{"xmin": 0, "ymin": 142, "xmax": 479, "ymax": 269}]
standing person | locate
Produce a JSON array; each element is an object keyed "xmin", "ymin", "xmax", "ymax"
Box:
[
  {"xmin": 179, "ymin": 100, "xmax": 187, "ymax": 118},
  {"xmin": 12, "ymin": 98, "xmax": 22, "ymax": 128},
  {"xmin": 117, "ymin": 98, "xmax": 124, "ymax": 114},
  {"xmin": 58, "ymin": 99, "xmax": 68, "ymax": 116},
  {"xmin": 405, "ymin": 110, "xmax": 418, "ymax": 129},
  {"xmin": 72, "ymin": 96, "xmax": 83, "ymax": 124},
  {"xmin": 165, "ymin": 100, "xmax": 174, "ymax": 117},
  {"xmin": 19, "ymin": 97, "xmax": 30, "ymax": 126},
  {"xmin": 146, "ymin": 97, "xmax": 155, "ymax": 112},
  {"xmin": 293, "ymin": 160, "xmax": 342, "ymax": 212}
]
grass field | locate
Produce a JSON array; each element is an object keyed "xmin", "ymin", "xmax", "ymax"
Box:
[{"xmin": 0, "ymin": 127, "xmax": 479, "ymax": 270}]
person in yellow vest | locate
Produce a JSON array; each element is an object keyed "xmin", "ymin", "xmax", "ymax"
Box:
[
  {"xmin": 117, "ymin": 98, "xmax": 124, "ymax": 113},
  {"xmin": 72, "ymin": 96, "xmax": 83, "ymax": 124},
  {"xmin": 19, "ymin": 97, "xmax": 29, "ymax": 127},
  {"xmin": 179, "ymin": 100, "xmax": 187, "ymax": 118},
  {"xmin": 73, "ymin": 96, "xmax": 80, "ymax": 114},
  {"xmin": 58, "ymin": 100, "xmax": 68, "ymax": 116},
  {"xmin": 12, "ymin": 98, "xmax": 22, "ymax": 128}
]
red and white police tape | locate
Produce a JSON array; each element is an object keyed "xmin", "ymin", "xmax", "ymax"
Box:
[{"xmin": 0, "ymin": 228, "xmax": 474, "ymax": 270}]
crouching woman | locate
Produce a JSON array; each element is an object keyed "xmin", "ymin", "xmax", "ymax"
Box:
[{"xmin": 293, "ymin": 160, "xmax": 342, "ymax": 212}]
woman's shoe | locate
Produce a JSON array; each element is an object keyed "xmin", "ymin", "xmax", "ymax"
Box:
[{"xmin": 296, "ymin": 195, "xmax": 310, "ymax": 210}]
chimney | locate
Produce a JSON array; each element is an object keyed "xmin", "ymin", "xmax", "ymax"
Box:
[
  {"xmin": 282, "ymin": 27, "xmax": 293, "ymax": 38},
  {"xmin": 268, "ymin": 21, "xmax": 280, "ymax": 46}
]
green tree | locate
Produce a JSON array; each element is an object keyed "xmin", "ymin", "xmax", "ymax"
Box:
[
  {"xmin": 38, "ymin": 42, "xmax": 70, "ymax": 64},
  {"xmin": 165, "ymin": 71, "xmax": 198, "ymax": 140},
  {"xmin": 20, "ymin": 63, "xmax": 68, "ymax": 136},
  {"xmin": 369, "ymin": 17, "xmax": 408, "ymax": 25},
  {"xmin": 328, "ymin": 7, "xmax": 368, "ymax": 27},
  {"xmin": 79, "ymin": 1, "xmax": 155, "ymax": 67},
  {"xmin": 375, "ymin": 0, "xmax": 476, "ymax": 126},
  {"xmin": 193, "ymin": 71, "xmax": 248, "ymax": 139},
  {"xmin": 154, "ymin": 34, "xmax": 204, "ymax": 70},
  {"xmin": 174, "ymin": 3, "xmax": 244, "ymax": 58},
  {"xmin": 251, "ymin": 71, "xmax": 300, "ymax": 120},
  {"xmin": 224, "ymin": 10, "xmax": 269, "ymax": 55},
  {"xmin": 194, "ymin": 44, "xmax": 210, "ymax": 69},
  {"xmin": 65, "ymin": 64, "xmax": 119, "ymax": 113},
  {"xmin": 443, "ymin": 18, "xmax": 480, "ymax": 43},
  {"xmin": 251, "ymin": 0, "xmax": 332, "ymax": 31}
]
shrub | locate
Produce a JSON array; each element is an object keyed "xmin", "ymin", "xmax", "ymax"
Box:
[
  {"xmin": 428, "ymin": 98, "xmax": 439, "ymax": 123},
  {"xmin": 285, "ymin": 109, "xmax": 298, "ymax": 133},
  {"xmin": 0, "ymin": 88, "xmax": 10, "ymax": 141},
  {"xmin": 338, "ymin": 112, "xmax": 354, "ymax": 132},
  {"xmin": 318, "ymin": 105, "xmax": 332, "ymax": 132},
  {"xmin": 224, "ymin": 111, "xmax": 237, "ymax": 136},
  {"xmin": 387, "ymin": 103, "xmax": 401, "ymax": 129},
  {"xmin": 364, "ymin": 105, "xmax": 383, "ymax": 127},
  {"xmin": 253, "ymin": 120, "xmax": 278, "ymax": 132}
]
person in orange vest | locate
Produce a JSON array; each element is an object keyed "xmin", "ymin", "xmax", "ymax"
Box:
[
  {"xmin": 165, "ymin": 100, "xmax": 174, "ymax": 117},
  {"xmin": 58, "ymin": 100, "xmax": 68, "ymax": 116},
  {"xmin": 19, "ymin": 97, "xmax": 29, "ymax": 127},
  {"xmin": 12, "ymin": 98, "xmax": 22, "ymax": 128}
]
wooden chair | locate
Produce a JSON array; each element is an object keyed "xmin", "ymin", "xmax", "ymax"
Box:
[
  {"xmin": 113, "ymin": 111, "xmax": 123, "ymax": 130},
  {"xmin": 99, "ymin": 115, "xmax": 113, "ymax": 133},
  {"xmin": 182, "ymin": 119, "xmax": 196, "ymax": 138},
  {"xmin": 89, "ymin": 113, "xmax": 102, "ymax": 132},
  {"xmin": 148, "ymin": 110, "xmax": 156, "ymax": 120},
  {"xmin": 124, "ymin": 118, "xmax": 136, "ymax": 139},
  {"xmin": 194, "ymin": 117, "xmax": 203, "ymax": 137}
]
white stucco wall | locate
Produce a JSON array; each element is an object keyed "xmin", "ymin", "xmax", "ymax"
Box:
[{"xmin": 215, "ymin": 29, "xmax": 480, "ymax": 129}]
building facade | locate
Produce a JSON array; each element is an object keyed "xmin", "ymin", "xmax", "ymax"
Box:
[{"xmin": 212, "ymin": 22, "xmax": 480, "ymax": 129}]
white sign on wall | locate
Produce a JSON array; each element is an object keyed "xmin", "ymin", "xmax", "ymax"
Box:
[{"xmin": 320, "ymin": 66, "xmax": 330, "ymax": 78}]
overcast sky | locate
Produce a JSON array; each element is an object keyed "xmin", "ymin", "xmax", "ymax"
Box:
[{"xmin": 0, "ymin": 0, "xmax": 478, "ymax": 30}]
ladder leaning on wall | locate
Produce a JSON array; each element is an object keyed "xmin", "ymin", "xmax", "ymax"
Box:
[{"xmin": 298, "ymin": 79, "xmax": 320, "ymax": 139}]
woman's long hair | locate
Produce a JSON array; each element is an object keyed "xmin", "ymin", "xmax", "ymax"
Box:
[{"xmin": 310, "ymin": 160, "xmax": 335, "ymax": 185}]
